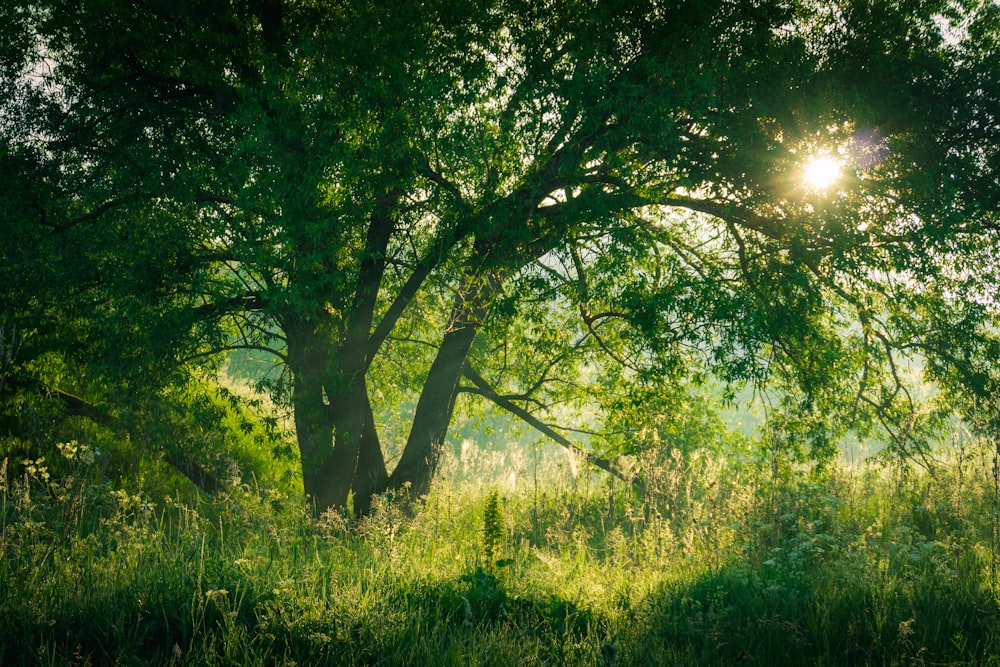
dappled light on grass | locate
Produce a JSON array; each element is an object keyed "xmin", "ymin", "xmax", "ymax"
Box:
[{"xmin": 4, "ymin": 434, "xmax": 1000, "ymax": 665}]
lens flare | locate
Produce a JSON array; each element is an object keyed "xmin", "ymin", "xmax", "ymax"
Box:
[{"xmin": 803, "ymin": 155, "xmax": 841, "ymax": 191}]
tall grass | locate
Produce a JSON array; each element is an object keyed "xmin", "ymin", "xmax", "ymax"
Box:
[{"xmin": 2, "ymin": 435, "xmax": 1000, "ymax": 665}]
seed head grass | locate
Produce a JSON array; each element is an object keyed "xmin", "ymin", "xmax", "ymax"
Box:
[{"xmin": 2, "ymin": 436, "xmax": 1000, "ymax": 665}]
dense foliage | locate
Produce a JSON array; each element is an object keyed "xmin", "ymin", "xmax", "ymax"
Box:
[{"xmin": 2, "ymin": 0, "xmax": 999, "ymax": 516}]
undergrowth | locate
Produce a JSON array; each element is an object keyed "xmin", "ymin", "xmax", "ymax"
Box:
[{"xmin": 2, "ymin": 435, "xmax": 1000, "ymax": 666}]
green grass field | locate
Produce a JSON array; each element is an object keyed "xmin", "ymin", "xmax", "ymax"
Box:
[{"xmin": 3, "ymin": 437, "xmax": 1000, "ymax": 666}]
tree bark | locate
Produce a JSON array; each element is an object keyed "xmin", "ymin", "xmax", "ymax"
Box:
[
  {"xmin": 290, "ymin": 365, "xmax": 343, "ymax": 513},
  {"xmin": 389, "ymin": 273, "xmax": 497, "ymax": 497},
  {"xmin": 285, "ymin": 317, "xmax": 361, "ymax": 514},
  {"xmin": 285, "ymin": 191, "xmax": 402, "ymax": 515},
  {"xmin": 339, "ymin": 188, "xmax": 396, "ymax": 516},
  {"xmin": 350, "ymin": 389, "xmax": 389, "ymax": 517},
  {"xmin": 289, "ymin": 327, "xmax": 390, "ymax": 514}
]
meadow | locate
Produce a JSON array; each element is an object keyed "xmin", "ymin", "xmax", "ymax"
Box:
[{"xmin": 2, "ymin": 431, "xmax": 1000, "ymax": 666}]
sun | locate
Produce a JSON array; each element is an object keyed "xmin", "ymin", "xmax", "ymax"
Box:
[{"xmin": 803, "ymin": 155, "xmax": 842, "ymax": 191}]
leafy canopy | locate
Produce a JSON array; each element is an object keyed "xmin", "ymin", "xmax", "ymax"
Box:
[{"xmin": 1, "ymin": 0, "xmax": 998, "ymax": 491}]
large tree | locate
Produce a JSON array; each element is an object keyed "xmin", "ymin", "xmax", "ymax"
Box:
[{"xmin": 2, "ymin": 0, "xmax": 999, "ymax": 514}]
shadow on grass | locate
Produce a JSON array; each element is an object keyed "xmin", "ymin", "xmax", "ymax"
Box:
[
  {"xmin": 5, "ymin": 555, "xmax": 1000, "ymax": 666},
  {"xmin": 623, "ymin": 560, "xmax": 1000, "ymax": 666},
  {"xmin": 0, "ymin": 563, "xmax": 610, "ymax": 666}
]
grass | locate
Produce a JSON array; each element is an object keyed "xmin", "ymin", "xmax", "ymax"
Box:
[{"xmin": 2, "ymin": 437, "xmax": 1000, "ymax": 666}]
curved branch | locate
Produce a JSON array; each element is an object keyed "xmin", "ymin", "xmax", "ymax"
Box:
[
  {"xmin": 181, "ymin": 343, "xmax": 287, "ymax": 364},
  {"xmin": 367, "ymin": 223, "xmax": 466, "ymax": 360},
  {"xmin": 650, "ymin": 193, "xmax": 790, "ymax": 242},
  {"xmin": 458, "ymin": 384, "xmax": 547, "ymax": 410},
  {"xmin": 193, "ymin": 293, "xmax": 265, "ymax": 318},
  {"xmin": 2, "ymin": 379, "xmax": 224, "ymax": 494},
  {"xmin": 415, "ymin": 151, "xmax": 471, "ymax": 212},
  {"xmin": 462, "ymin": 364, "xmax": 640, "ymax": 488},
  {"xmin": 43, "ymin": 198, "xmax": 134, "ymax": 234}
]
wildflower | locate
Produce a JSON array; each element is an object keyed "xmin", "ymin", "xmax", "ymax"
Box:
[{"xmin": 205, "ymin": 588, "xmax": 229, "ymax": 603}]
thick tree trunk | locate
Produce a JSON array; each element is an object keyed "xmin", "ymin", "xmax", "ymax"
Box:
[
  {"xmin": 286, "ymin": 319, "xmax": 362, "ymax": 514},
  {"xmin": 389, "ymin": 274, "xmax": 496, "ymax": 497},
  {"xmin": 388, "ymin": 324, "xmax": 476, "ymax": 497},
  {"xmin": 350, "ymin": 389, "xmax": 389, "ymax": 517},
  {"xmin": 284, "ymin": 352, "xmax": 394, "ymax": 514},
  {"xmin": 340, "ymin": 188, "xmax": 397, "ymax": 516},
  {"xmin": 285, "ymin": 192, "xmax": 400, "ymax": 515},
  {"xmin": 291, "ymin": 367, "xmax": 342, "ymax": 513}
]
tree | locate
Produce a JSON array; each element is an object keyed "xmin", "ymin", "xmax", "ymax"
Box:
[{"xmin": 2, "ymin": 0, "xmax": 998, "ymax": 515}]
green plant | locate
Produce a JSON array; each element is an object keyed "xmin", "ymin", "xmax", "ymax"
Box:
[
  {"xmin": 3, "ymin": 427, "xmax": 1000, "ymax": 666},
  {"xmin": 482, "ymin": 488, "xmax": 505, "ymax": 568}
]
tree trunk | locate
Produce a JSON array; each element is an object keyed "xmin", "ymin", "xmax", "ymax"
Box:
[
  {"xmin": 341, "ymin": 188, "xmax": 397, "ymax": 516},
  {"xmin": 350, "ymin": 389, "xmax": 389, "ymax": 517},
  {"xmin": 389, "ymin": 273, "xmax": 496, "ymax": 497},
  {"xmin": 286, "ymin": 319, "xmax": 364, "ymax": 514},
  {"xmin": 291, "ymin": 367, "xmax": 342, "ymax": 513}
]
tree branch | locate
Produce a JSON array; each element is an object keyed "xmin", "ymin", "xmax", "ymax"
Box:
[
  {"xmin": 462, "ymin": 364, "xmax": 640, "ymax": 487},
  {"xmin": 2, "ymin": 379, "xmax": 225, "ymax": 494},
  {"xmin": 42, "ymin": 199, "xmax": 132, "ymax": 234},
  {"xmin": 181, "ymin": 343, "xmax": 287, "ymax": 364},
  {"xmin": 367, "ymin": 222, "xmax": 466, "ymax": 360},
  {"xmin": 193, "ymin": 293, "xmax": 265, "ymax": 318}
]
